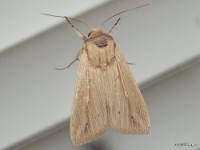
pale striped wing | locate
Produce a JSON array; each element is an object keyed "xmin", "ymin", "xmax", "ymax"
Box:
[
  {"xmin": 70, "ymin": 51, "xmax": 108, "ymax": 145},
  {"xmin": 109, "ymin": 48, "xmax": 150, "ymax": 134}
]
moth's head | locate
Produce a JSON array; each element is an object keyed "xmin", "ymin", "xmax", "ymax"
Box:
[{"xmin": 88, "ymin": 27, "xmax": 103, "ymax": 38}]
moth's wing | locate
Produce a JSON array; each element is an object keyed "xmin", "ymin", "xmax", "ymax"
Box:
[
  {"xmin": 70, "ymin": 51, "xmax": 108, "ymax": 145},
  {"xmin": 109, "ymin": 48, "xmax": 150, "ymax": 134}
]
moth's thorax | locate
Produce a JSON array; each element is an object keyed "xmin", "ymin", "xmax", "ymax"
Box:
[
  {"xmin": 83, "ymin": 28, "xmax": 115, "ymax": 68},
  {"xmin": 85, "ymin": 28, "xmax": 113, "ymax": 47}
]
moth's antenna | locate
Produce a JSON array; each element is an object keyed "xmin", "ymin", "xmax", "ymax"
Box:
[
  {"xmin": 108, "ymin": 18, "xmax": 120, "ymax": 34},
  {"xmin": 101, "ymin": 4, "xmax": 150, "ymax": 27},
  {"xmin": 41, "ymin": 13, "xmax": 91, "ymax": 40}
]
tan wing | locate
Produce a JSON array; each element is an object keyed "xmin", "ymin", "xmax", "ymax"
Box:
[
  {"xmin": 70, "ymin": 51, "xmax": 108, "ymax": 145},
  {"xmin": 109, "ymin": 48, "xmax": 150, "ymax": 134}
]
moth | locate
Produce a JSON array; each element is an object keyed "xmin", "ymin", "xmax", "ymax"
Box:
[{"xmin": 42, "ymin": 4, "xmax": 150, "ymax": 145}]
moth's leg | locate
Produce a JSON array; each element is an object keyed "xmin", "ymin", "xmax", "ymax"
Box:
[
  {"xmin": 127, "ymin": 62, "xmax": 135, "ymax": 65},
  {"xmin": 114, "ymin": 47, "xmax": 135, "ymax": 66},
  {"xmin": 55, "ymin": 49, "xmax": 82, "ymax": 70}
]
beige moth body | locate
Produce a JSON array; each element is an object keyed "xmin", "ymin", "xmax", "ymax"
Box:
[
  {"xmin": 42, "ymin": 5, "xmax": 150, "ymax": 145},
  {"xmin": 70, "ymin": 28, "xmax": 150, "ymax": 145}
]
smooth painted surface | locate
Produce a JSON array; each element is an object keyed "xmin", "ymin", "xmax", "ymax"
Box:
[
  {"xmin": 0, "ymin": 0, "xmax": 110, "ymax": 52},
  {"xmin": 1, "ymin": 0, "xmax": 200, "ymax": 149}
]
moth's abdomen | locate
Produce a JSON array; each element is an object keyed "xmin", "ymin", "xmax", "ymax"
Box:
[{"xmin": 85, "ymin": 40, "xmax": 116, "ymax": 68}]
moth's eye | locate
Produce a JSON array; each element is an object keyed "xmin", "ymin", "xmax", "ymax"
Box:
[{"xmin": 88, "ymin": 32, "xmax": 91, "ymax": 37}]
